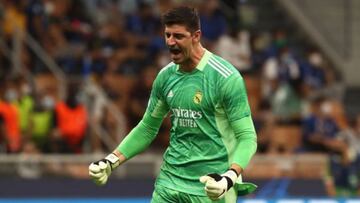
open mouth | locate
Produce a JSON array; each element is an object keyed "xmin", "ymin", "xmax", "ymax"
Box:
[{"xmin": 169, "ymin": 47, "xmax": 182, "ymax": 55}]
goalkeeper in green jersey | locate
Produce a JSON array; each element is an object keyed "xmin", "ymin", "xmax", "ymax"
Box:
[{"xmin": 89, "ymin": 6, "xmax": 257, "ymax": 203}]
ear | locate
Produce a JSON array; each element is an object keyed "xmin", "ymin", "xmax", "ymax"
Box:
[{"xmin": 192, "ymin": 30, "xmax": 201, "ymax": 43}]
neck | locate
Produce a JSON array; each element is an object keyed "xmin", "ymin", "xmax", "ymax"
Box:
[{"xmin": 180, "ymin": 44, "xmax": 205, "ymax": 72}]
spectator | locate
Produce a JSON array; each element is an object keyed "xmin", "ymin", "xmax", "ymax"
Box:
[
  {"xmin": 319, "ymin": 66, "xmax": 345, "ymax": 101},
  {"xmin": 214, "ymin": 28, "xmax": 252, "ymax": 72},
  {"xmin": 2, "ymin": 0, "xmax": 27, "ymax": 40},
  {"xmin": 300, "ymin": 50, "xmax": 327, "ymax": 97},
  {"xmin": 14, "ymin": 76, "xmax": 34, "ymax": 136},
  {"xmin": 0, "ymin": 0, "xmax": 350, "ymax": 163},
  {"xmin": 276, "ymin": 47, "xmax": 301, "ymax": 85},
  {"xmin": 0, "ymin": 115, "xmax": 5, "ymax": 152},
  {"xmin": 126, "ymin": 1, "xmax": 159, "ymax": 38},
  {"xmin": 27, "ymin": 94, "xmax": 55, "ymax": 152},
  {"xmin": 51, "ymin": 84, "xmax": 88, "ymax": 153},
  {"xmin": 301, "ymin": 96, "xmax": 345, "ymax": 154},
  {"xmin": 262, "ymin": 47, "xmax": 303, "ymax": 123},
  {"xmin": 332, "ymin": 114, "xmax": 360, "ymax": 196},
  {"xmin": 250, "ymin": 32, "xmax": 272, "ymax": 73},
  {"xmin": 25, "ymin": 0, "xmax": 46, "ymax": 40},
  {"xmin": 252, "ymin": 100, "xmax": 273, "ymax": 153},
  {"xmin": 301, "ymin": 96, "xmax": 351, "ymax": 196},
  {"xmin": 270, "ymin": 82, "xmax": 303, "ymax": 124},
  {"xmin": 198, "ymin": 0, "xmax": 227, "ymax": 50},
  {"xmin": 265, "ymin": 29, "xmax": 288, "ymax": 58},
  {"xmin": 0, "ymin": 79, "xmax": 22, "ymax": 153}
]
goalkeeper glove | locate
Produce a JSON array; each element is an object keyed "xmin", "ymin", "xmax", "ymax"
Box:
[
  {"xmin": 88, "ymin": 153, "xmax": 120, "ymax": 186},
  {"xmin": 200, "ymin": 169, "xmax": 238, "ymax": 200}
]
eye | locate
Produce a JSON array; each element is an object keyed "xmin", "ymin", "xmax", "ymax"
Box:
[
  {"xmin": 174, "ymin": 34, "xmax": 184, "ymax": 40},
  {"xmin": 165, "ymin": 33, "xmax": 171, "ymax": 38}
]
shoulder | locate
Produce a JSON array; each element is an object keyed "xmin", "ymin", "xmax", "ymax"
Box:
[
  {"xmin": 152, "ymin": 62, "xmax": 176, "ymax": 87},
  {"xmin": 207, "ymin": 53, "xmax": 241, "ymax": 81},
  {"xmin": 158, "ymin": 62, "xmax": 176, "ymax": 76}
]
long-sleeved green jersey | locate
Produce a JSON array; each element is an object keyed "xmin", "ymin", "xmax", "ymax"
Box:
[{"xmin": 118, "ymin": 50, "xmax": 257, "ymax": 196}]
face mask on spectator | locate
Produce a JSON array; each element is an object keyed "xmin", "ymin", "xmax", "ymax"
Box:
[
  {"xmin": 5, "ymin": 89, "xmax": 18, "ymax": 102},
  {"xmin": 42, "ymin": 95, "xmax": 55, "ymax": 110},
  {"xmin": 309, "ymin": 53, "xmax": 323, "ymax": 67},
  {"xmin": 320, "ymin": 102, "xmax": 332, "ymax": 116}
]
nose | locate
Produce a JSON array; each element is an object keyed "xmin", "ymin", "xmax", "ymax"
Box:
[{"xmin": 166, "ymin": 36, "xmax": 176, "ymax": 46}]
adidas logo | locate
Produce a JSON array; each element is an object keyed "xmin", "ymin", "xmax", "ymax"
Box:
[{"xmin": 167, "ymin": 90, "xmax": 174, "ymax": 98}]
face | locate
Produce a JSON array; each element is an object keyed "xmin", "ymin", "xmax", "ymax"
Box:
[{"xmin": 164, "ymin": 24, "xmax": 200, "ymax": 64}]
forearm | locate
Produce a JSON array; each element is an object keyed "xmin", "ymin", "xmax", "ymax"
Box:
[
  {"xmin": 230, "ymin": 163, "xmax": 243, "ymax": 175},
  {"xmin": 116, "ymin": 112, "xmax": 163, "ymax": 160},
  {"xmin": 231, "ymin": 116, "xmax": 257, "ymax": 170},
  {"xmin": 112, "ymin": 150, "xmax": 127, "ymax": 165}
]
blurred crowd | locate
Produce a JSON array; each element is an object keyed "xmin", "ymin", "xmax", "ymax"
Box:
[{"xmin": 0, "ymin": 0, "xmax": 359, "ymax": 196}]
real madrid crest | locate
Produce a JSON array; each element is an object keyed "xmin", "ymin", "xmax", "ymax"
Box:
[{"xmin": 193, "ymin": 90, "xmax": 202, "ymax": 104}]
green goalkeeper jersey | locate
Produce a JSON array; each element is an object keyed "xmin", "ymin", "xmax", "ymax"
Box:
[{"xmin": 146, "ymin": 50, "xmax": 255, "ymax": 195}]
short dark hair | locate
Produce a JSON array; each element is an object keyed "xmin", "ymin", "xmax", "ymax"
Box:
[{"xmin": 162, "ymin": 6, "xmax": 200, "ymax": 33}]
